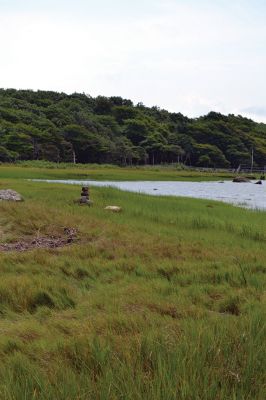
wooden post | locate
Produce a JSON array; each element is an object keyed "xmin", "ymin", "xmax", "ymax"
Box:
[{"xmin": 251, "ymin": 147, "xmax": 254, "ymax": 173}]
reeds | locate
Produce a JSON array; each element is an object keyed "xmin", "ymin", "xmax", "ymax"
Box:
[{"xmin": 0, "ymin": 168, "xmax": 264, "ymax": 399}]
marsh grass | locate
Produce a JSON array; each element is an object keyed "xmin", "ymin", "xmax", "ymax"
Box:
[
  {"xmin": 0, "ymin": 162, "xmax": 235, "ymax": 181},
  {"xmin": 0, "ymin": 167, "xmax": 265, "ymax": 399}
]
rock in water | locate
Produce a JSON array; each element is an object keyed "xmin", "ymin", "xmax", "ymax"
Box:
[
  {"xmin": 255, "ymin": 180, "xmax": 262, "ymax": 185},
  {"xmin": 0, "ymin": 190, "xmax": 23, "ymax": 202},
  {"xmin": 104, "ymin": 206, "xmax": 122, "ymax": 212},
  {"xmin": 233, "ymin": 177, "xmax": 250, "ymax": 183}
]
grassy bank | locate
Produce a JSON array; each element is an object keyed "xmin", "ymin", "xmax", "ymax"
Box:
[
  {"xmin": 0, "ymin": 169, "xmax": 265, "ymax": 399},
  {"xmin": 0, "ymin": 162, "xmax": 236, "ymax": 181}
]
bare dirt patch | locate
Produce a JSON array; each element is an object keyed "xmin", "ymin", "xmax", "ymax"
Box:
[{"xmin": 0, "ymin": 227, "xmax": 78, "ymax": 252}]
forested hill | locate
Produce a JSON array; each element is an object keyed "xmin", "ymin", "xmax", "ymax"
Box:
[{"xmin": 0, "ymin": 88, "xmax": 266, "ymax": 168}]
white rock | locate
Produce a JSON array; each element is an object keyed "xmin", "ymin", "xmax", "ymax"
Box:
[{"xmin": 104, "ymin": 206, "xmax": 122, "ymax": 212}]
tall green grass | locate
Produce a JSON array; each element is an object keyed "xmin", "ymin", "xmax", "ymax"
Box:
[{"xmin": 0, "ymin": 170, "xmax": 265, "ymax": 399}]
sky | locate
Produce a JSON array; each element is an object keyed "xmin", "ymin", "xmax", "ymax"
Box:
[{"xmin": 0, "ymin": 0, "xmax": 266, "ymax": 122}]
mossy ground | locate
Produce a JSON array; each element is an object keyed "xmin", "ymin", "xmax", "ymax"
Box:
[{"xmin": 0, "ymin": 166, "xmax": 265, "ymax": 399}]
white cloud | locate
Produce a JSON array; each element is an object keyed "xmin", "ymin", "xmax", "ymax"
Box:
[{"xmin": 0, "ymin": 1, "xmax": 266, "ymax": 122}]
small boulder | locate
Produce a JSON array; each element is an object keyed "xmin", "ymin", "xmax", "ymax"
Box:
[
  {"xmin": 0, "ymin": 189, "xmax": 23, "ymax": 201},
  {"xmin": 255, "ymin": 180, "xmax": 262, "ymax": 185},
  {"xmin": 104, "ymin": 206, "xmax": 122, "ymax": 212},
  {"xmin": 233, "ymin": 176, "xmax": 250, "ymax": 183}
]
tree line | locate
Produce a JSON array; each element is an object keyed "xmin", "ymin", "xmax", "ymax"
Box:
[{"xmin": 0, "ymin": 88, "xmax": 265, "ymax": 168}]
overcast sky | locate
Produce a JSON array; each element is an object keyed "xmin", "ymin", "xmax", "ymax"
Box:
[{"xmin": 0, "ymin": 0, "xmax": 266, "ymax": 121}]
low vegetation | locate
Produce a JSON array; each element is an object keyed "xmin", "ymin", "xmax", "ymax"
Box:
[
  {"xmin": 0, "ymin": 161, "xmax": 236, "ymax": 182},
  {"xmin": 0, "ymin": 166, "xmax": 265, "ymax": 399}
]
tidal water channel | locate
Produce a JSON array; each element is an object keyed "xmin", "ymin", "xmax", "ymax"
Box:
[{"xmin": 32, "ymin": 179, "xmax": 266, "ymax": 210}]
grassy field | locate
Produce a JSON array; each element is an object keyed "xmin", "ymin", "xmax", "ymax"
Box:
[
  {"xmin": 0, "ymin": 166, "xmax": 265, "ymax": 399},
  {"xmin": 0, "ymin": 162, "xmax": 237, "ymax": 181}
]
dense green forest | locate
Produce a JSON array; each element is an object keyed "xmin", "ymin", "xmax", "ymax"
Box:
[{"xmin": 0, "ymin": 88, "xmax": 265, "ymax": 168}]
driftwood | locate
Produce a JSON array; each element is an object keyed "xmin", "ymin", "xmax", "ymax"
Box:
[{"xmin": 0, "ymin": 228, "xmax": 78, "ymax": 252}]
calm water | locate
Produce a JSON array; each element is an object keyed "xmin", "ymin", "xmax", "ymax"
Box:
[{"xmin": 32, "ymin": 179, "xmax": 266, "ymax": 210}]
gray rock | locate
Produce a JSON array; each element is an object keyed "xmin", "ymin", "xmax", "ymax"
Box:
[
  {"xmin": 233, "ymin": 176, "xmax": 250, "ymax": 183},
  {"xmin": 0, "ymin": 189, "xmax": 23, "ymax": 202}
]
